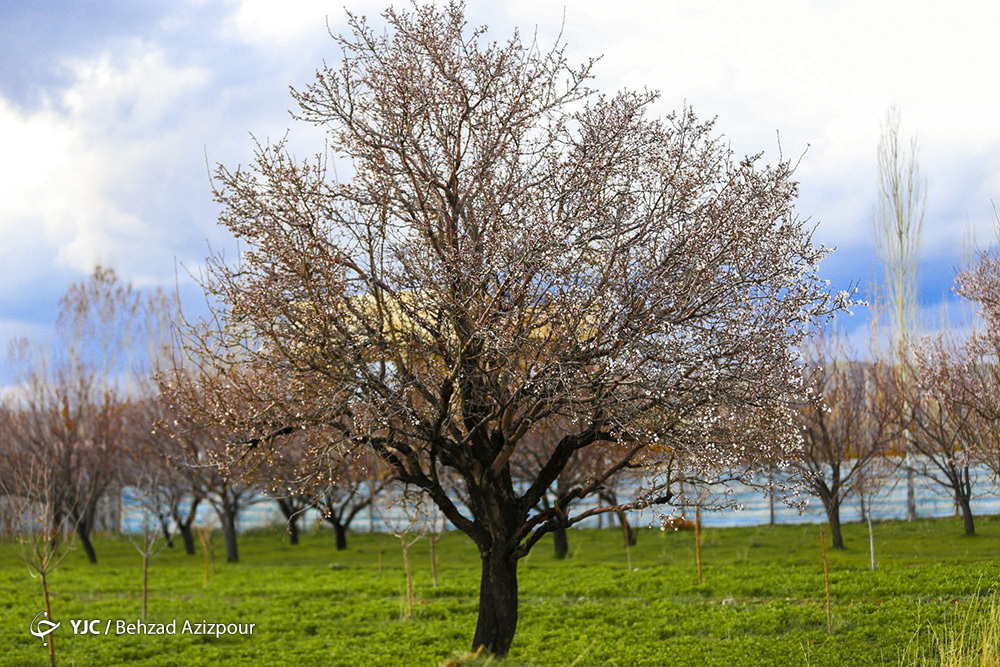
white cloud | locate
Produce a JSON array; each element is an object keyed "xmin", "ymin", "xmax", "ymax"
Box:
[
  {"xmin": 481, "ymin": 0, "xmax": 1000, "ymax": 252},
  {"xmin": 4, "ymin": 0, "xmax": 1000, "ymax": 355},
  {"xmin": 0, "ymin": 43, "xmax": 213, "ymax": 288},
  {"xmin": 223, "ymin": 0, "xmax": 385, "ymax": 48},
  {"xmin": 62, "ymin": 47, "xmax": 210, "ymax": 132}
]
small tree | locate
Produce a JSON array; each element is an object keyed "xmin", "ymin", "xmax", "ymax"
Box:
[
  {"xmin": 123, "ymin": 482, "xmax": 170, "ymax": 621},
  {"xmin": 0, "ymin": 447, "xmax": 75, "ymax": 667},
  {"xmin": 5, "ymin": 342, "xmax": 118, "ymax": 565},
  {"xmin": 853, "ymin": 440, "xmax": 898, "ymax": 571},
  {"xmin": 171, "ymin": 3, "xmax": 845, "ymax": 655},
  {"xmin": 311, "ymin": 450, "xmax": 385, "ymax": 551},
  {"xmin": 6, "ymin": 267, "xmax": 171, "ymax": 564}
]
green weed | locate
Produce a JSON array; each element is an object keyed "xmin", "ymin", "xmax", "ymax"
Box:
[{"xmin": 1, "ymin": 517, "xmax": 998, "ymax": 665}]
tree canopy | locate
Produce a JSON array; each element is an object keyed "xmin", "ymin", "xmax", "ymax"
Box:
[{"xmin": 165, "ymin": 1, "xmax": 844, "ymax": 655}]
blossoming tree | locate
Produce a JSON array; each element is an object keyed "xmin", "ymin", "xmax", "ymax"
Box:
[{"xmin": 168, "ymin": 2, "xmax": 844, "ymax": 655}]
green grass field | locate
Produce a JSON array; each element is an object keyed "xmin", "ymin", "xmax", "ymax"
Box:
[{"xmin": 2, "ymin": 516, "xmax": 1000, "ymax": 666}]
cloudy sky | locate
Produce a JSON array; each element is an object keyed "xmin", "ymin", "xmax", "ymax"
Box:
[{"xmin": 2, "ymin": 0, "xmax": 998, "ymax": 370}]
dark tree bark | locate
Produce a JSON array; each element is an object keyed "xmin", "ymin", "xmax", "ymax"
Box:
[
  {"xmin": 958, "ymin": 467, "xmax": 975, "ymax": 536},
  {"xmin": 178, "ymin": 523, "xmax": 196, "ymax": 555},
  {"xmin": 323, "ymin": 517, "xmax": 348, "ymax": 550},
  {"xmin": 334, "ymin": 523, "xmax": 347, "ymax": 551},
  {"xmin": 173, "ymin": 498, "xmax": 200, "ymax": 556},
  {"xmin": 76, "ymin": 518, "xmax": 98, "ymax": 564},
  {"xmin": 822, "ymin": 493, "xmax": 844, "ymax": 550},
  {"xmin": 317, "ymin": 487, "xmax": 375, "ymax": 552},
  {"xmin": 959, "ymin": 493, "xmax": 976, "ymax": 536},
  {"xmin": 217, "ymin": 505, "xmax": 239, "ymax": 563},
  {"xmin": 159, "ymin": 513, "xmax": 174, "ymax": 548},
  {"xmin": 540, "ymin": 495, "xmax": 568, "ymax": 559},
  {"xmin": 275, "ymin": 498, "xmax": 304, "ymax": 545},
  {"xmin": 552, "ymin": 527, "xmax": 569, "ymax": 560},
  {"xmin": 472, "ymin": 546, "xmax": 519, "ymax": 656}
]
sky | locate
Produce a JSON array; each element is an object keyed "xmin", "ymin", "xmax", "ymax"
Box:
[{"xmin": 2, "ymin": 0, "xmax": 999, "ymax": 374}]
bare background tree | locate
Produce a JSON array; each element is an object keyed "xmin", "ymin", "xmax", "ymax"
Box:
[
  {"xmin": 872, "ymin": 105, "xmax": 926, "ymax": 522},
  {"xmin": 3, "ymin": 267, "xmax": 163, "ymax": 564}
]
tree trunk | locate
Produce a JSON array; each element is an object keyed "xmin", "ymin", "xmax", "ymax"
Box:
[
  {"xmin": 41, "ymin": 570, "xmax": 55, "ymax": 667},
  {"xmin": 219, "ymin": 509, "xmax": 239, "ymax": 563},
  {"xmin": 472, "ymin": 547, "xmax": 519, "ymax": 657},
  {"xmin": 159, "ymin": 513, "xmax": 174, "ymax": 548},
  {"xmin": 768, "ymin": 468, "xmax": 776, "ymax": 526},
  {"xmin": 825, "ymin": 495, "xmax": 844, "ymax": 550},
  {"xmin": 276, "ymin": 499, "xmax": 301, "ymax": 545},
  {"xmin": 541, "ymin": 495, "xmax": 568, "ymax": 558},
  {"xmin": 906, "ymin": 461, "xmax": 917, "ymax": 521},
  {"xmin": 402, "ymin": 541, "xmax": 414, "ymax": 620},
  {"xmin": 179, "ymin": 524, "xmax": 196, "ymax": 556},
  {"xmin": 174, "ymin": 498, "xmax": 200, "ymax": 556},
  {"xmin": 76, "ymin": 518, "xmax": 98, "ymax": 564},
  {"xmin": 552, "ymin": 526, "xmax": 569, "ymax": 559},
  {"xmin": 958, "ymin": 493, "xmax": 975, "ymax": 536},
  {"xmin": 430, "ymin": 534, "xmax": 439, "ymax": 587},
  {"xmin": 333, "ymin": 521, "xmax": 348, "ymax": 551},
  {"xmin": 695, "ymin": 504, "xmax": 702, "ymax": 584}
]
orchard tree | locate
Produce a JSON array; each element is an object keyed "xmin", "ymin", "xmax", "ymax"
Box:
[
  {"xmin": 311, "ymin": 450, "xmax": 385, "ymax": 551},
  {"xmin": 136, "ymin": 400, "xmax": 205, "ymax": 555},
  {"xmin": 952, "ymin": 234, "xmax": 1000, "ymax": 495},
  {"xmin": 174, "ymin": 426, "xmax": 256, "ymax": 564},
  {"xmin": 908, "ymin": 225, "xmax": 1000, "ymax": 535},
  {"xmin": 908, "ymin": 336, "xmax": 980, "ymax": 535},
  {"xmin": 510, "ymin": 419, "xmax": 598, "ymax": 559},
  {"xmin": 791, "ymin": 336, "xmax": 901, "ymax": 549},
  {"xmin": 3, "ymin": 267, "xmax": 162, "ymax": 564},
  {"xmin": 169, "ymin": 3, "xmax": 844, "ymax": 656},
  {"xmin": 232, "ymin": 426, "xmax": 384, "ymax": 550},
  {"xmin": 155, "ymin": 379, "xmax": 257, "ymax": 564}
]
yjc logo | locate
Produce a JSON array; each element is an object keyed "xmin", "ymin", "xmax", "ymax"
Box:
[
  {"xmin": 69, "ymin": 619, "xmax": 103, "ymax": 634},
  {"xmin": 29, "ymin": 611, "xmax": 60, "ymax": 646}
]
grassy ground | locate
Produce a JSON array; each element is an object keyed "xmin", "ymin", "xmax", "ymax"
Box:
[{"xmin": 2, "ymin": 516, "xmax": 1000, "ymax": 666}]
